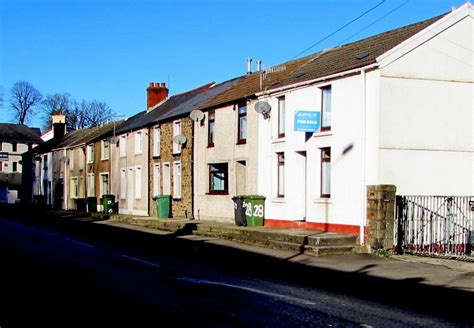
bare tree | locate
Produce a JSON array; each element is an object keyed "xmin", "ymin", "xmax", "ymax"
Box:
[
  {"xmin": 41, "ymin": 93, "xmax": 72, "ymax": 131},
  {"xmin": 10, "ymin": 81, "xmax": 42, "ymax": 125},
  {"xmin": 84, "ymin": 100, "xmax": 114, "ymax": 127}
]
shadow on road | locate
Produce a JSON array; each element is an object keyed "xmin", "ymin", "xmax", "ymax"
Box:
[{"xmin": 1, "ymin": 204, "xmax": 472, "ymax": 326}]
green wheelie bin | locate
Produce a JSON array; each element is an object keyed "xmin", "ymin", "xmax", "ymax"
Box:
[
  {"xmin": 242, "ymin": 195, "xmax": 266, "ymax": 227},
  {"xmin": 155, "ymin": 195, "xmax": 171, "ymax": 218},
  {"xmin": 102, "ymin": 194, "xmax": 116, "ymax": 214}
]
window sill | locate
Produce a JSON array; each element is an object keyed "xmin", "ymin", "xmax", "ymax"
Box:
[
  {"xmin": 172, "ymin": 197, "xmax": 182, "ymax": 201},
  {"xmin": 134, "ymin": 152, "xmax": 143, "ymax": 156},
  {"xmin": 272, "ymin": 197, "xmax": 286, "ymax": 203},
  {"xmin": 101, "ymin": 158, "xmax": 109, "ymax": 161},
  {"xmin": 236, "ymin": 140, "xmax": 247, "ymax": 145},
  {"xmin": 206, "ymin": 191, "xmax": 229, "ymax": 196},
  {"xmin": 271, "ymin": 137, "xmax": 286, "ymax": 144},
  {"xmin": 313, "ymin": 130, "xmax": 332, "ymax": 138},
  {"xmin": 152, "ymin": 155, "xmax": 160, "ymax": 159},
  {"xmin": 314, "ymin": 198, "xmax": 332, "ymax": 204},
  {"xmin": 172, "ymin": 152, "xmax": 182, "ymax": 156}
]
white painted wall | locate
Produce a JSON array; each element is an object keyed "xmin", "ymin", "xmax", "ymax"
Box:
[
  {"xmin": 378, "ymin": 14, "xmax": 474, "ymax": 195},
  {"xmin": 258, "ymin": 73, "xmax": 372, "ymax": 229},
  {"xmin": 193, "ymin": 101, "xmax": 259, "ymax": 222}
]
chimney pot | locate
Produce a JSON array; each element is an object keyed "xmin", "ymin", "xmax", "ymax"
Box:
[{"xmin": 149, "ymin": 82, "xmax": 154, "ymax": 87}]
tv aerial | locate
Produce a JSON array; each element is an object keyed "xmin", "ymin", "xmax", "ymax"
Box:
[
  {"xmin": 189, "ymin": 109, "xmax": 205, "ymax": 122},
  {"xmin": 173, "ymin": 134, "xmax": 187, "ymax": 145},
  {"xmin": 254, "ymin": 101, "xmax": 271, "ymax": 119}
]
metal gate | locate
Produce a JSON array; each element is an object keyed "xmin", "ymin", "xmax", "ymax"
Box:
[{"xmin": 395, "ymin": 196, "xmax": 474, "ymax": 257}]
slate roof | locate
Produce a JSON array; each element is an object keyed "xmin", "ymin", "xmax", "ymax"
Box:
[
  {"xmin": 114, "ymin": 78, "xmax": 241, "ymax": 133},
  {"xmin": 0, "ymin": 123, "xmax": 43, "ymax": 144},
  {"xmin": 197, "ymin": 13, "xmax": 445, "ymax": 111}
]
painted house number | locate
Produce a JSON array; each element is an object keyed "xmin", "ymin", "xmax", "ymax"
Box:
[{"xmin": 243, "ymin": 201, "xmax": 264, "ymax": 217}]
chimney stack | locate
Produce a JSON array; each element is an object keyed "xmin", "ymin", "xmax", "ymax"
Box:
[
  {"xmin": 51, "ymin": 114, "xmax": 66, "ymax": 139},
  {"xmin": 247, "ymin": 58, "xmax": 252, "ymax": 75},
  {"xmin": 147, "ymin": 82, "xmax": 169, "ymax": 111}
]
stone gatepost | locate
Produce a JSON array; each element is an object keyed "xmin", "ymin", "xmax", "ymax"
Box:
[{"xmin": 366, "ymin": 185, "xmax": 397, "ymax": 252}]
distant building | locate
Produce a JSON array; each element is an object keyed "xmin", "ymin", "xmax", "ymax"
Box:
[{"xmin": 0, "ymin": 123, "xmax": 43, "ymax": 203}]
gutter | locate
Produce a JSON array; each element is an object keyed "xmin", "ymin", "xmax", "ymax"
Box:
[{"xmin": 255, "ymin": 63, "xmax": 379, "ymax": 96}]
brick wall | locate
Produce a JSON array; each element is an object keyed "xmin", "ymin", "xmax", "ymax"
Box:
[{"xmin": 149, "ymin": 117, "xmax": 193, "ymax": 218}]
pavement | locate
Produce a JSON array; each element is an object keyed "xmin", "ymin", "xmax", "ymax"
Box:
[{"xmin": 99, "ymin": 215, "xmax": 474, "ymax": 293}]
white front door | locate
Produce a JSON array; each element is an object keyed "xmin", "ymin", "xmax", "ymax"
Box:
[{"xmin": 127, "ymin": 167, "xmax": 134, "ymax": 212}]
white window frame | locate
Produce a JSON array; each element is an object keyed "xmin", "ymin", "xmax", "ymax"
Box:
[
  {"xmin": 134, "ymin": 166, "xmax": 142, "ymax": 199},
  {"xmin": 70, "ymin": 177, "xmax": 79, "ymax": 199},
  {"xmin": 153, "ymin": 126, "xmax": 161, "ymax": 157},
  {"xmin": 78, "ymin": 148, "xmax": 85, "ymax": 170},
  {"xmin": 86, "ymin": 144, "xmax": 94, "ymax": 163},
  {"xmin": 173, "ymin": 161, "xmax": 182, "ymax": 199},
  {"xmin": 101, "ymin": 140, "xmax": 110, "ymax": 160},
  {"xmin": 99, "ymin": 172, "xmax": 110, "ymax": 197},
  {"xmin": 120, "ymin": 135, "xmax": 127, "ymax": 157},
  {"xmin": 278, "ymin": 96, "xmax": 285, "ymax": 138},
  {"xmin": 87, "ymin": 173, "xmax": 95, "ymax": 197},
  {"xmin": 321, "ymin": 86, "xmax": 332, "ymax": 131},
  {"xmin": 162, "ymin": 162, "xmax": 171, "ymax": 196},
  {"xmin": 135, "ymin": 131, "xmax": 142, "ymax": 155},
  {"xmin": 120, "ymin": 168, "xmax": 126, "ymax": 199},
  {"xmin": 70, "ymin": 149, "xmax": 74, "ymax": 170},
  {"xmin": 153, "ymin": 163, "xmax": 161, "ymax": 197},
  {"xmin": 172, "ymin": 120, "xmax": 182, "ymax": 155}
]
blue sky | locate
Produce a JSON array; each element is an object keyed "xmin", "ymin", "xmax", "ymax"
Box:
[{"xmin": 0, "ymin": 0, "xmax": 466, "ymax": 129}]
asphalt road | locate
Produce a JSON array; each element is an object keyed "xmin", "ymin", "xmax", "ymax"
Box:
[{"xmin": 0, "ymin": 212, "xmax": 471, "ymax": 327}]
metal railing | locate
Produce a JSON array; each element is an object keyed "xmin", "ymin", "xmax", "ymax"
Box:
[{"xmin": 395, "ymin": 195, "xmax": 473, "ymax": 257}]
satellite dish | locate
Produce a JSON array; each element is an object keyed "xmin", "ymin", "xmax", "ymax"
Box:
[
  {"xmin": 254, "ymin": 101, "xmax": 271, "ymax": 119},
  {"xmin": 173, "ymin": 134, "xmax": 187, "ymax": 145},
  {"xmin": 190, "ymin": 110, "xmax": 205, "ymax": 122},
  {"xmin": 254, "ymin": 101, "xmax": 271, "ymax": 114},
  {"xmin": 110, "ymin": 136, "xmax": 119, "ymax": 144}
]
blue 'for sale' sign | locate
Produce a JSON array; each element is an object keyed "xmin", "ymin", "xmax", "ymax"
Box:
[{"xmin": 294, "ymin": 111, "xmax": 321, "ymax": 132}]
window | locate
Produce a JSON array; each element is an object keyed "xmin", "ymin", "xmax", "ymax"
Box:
[
  {"xmin": 209, "ymin": 163, "xmax": 228, "ymax": 194},
  {"xmin": 278, "ymin": 97, "xmax": 285, "ymax": 138},
  {"xmin": 101, "ymin": 140, "xmax": 110, "ymax": 160},
  {"xmin": 100, "ymin": 173, "xmax": 109, "ymax": 197},
  {"xmin": 12, "ymin": 143, "xmax": 17, "ymax": 152},
  {"xmin": 321, "ymin": 86, "xmax": 331, "ymax": 131},
  {"xmin": 12, "ymin": 162, "xmax": 18, "ymax": 172},
  {"xmin": 120, "ymin": 135, "xmax": 127, "ymax": 157},
  {"xmin": 277, "ymin": 153, "xmax": 285, "ymax": 197},
  {"xmin": 87, "ymin": 144, "xmax": 94, "ymax": 163},
  {"xmin": 70, "ymin": 149, "xmax": 74, "ymax": 170},
  {"xmin": 70, "ymin": 177, "xmax": 79, "ymax": 198},
  {"xmin": 134, "ymin": 166, "xmax": 142, "ymax": 199},
  {"xmin": 120, "ymin": 169, "xmax": 126, "ymax": 199},
  {"xmin": 135, "ymin": 131, "xmax": 142, "ymax": 154},
  {"xmin": 153, "ymin": 164, "xmax": 161, "ymax": 197},
  {"xmin": 173, "ymin": 161, "xmax": 182, "ymax": 199},
  {"xmin": 153, "ymin": 126, "xmax": 160, "ymax": 157},
  {"xmin": 237, "ymin": 103, "xmax": 247, "ymax": 144},
  {"xmin": 208, "ymin": 110, "xmax": 215, "ymax": 147},
  {"xmin": 87, "ymin": 173, "xmax": 95, "ymax": 197},
  {"xmin": 163, "ymin": 163, "xmax": 171, "ymax": 195},
  {"xmin": 78, "ymin": 148, "xmax": 84, "ymax": 170},
  {"xmin": 173, "ymin": 120, "xmax": 182, "ymax": 154},
  {"xmin": 321, "ymin": 148, "xmax": 331, "ymax": 198}
]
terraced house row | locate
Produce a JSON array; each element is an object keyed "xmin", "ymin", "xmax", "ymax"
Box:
[{"xmin": 22, "ymin": 4, "xmax": 474, "ymax": 245}]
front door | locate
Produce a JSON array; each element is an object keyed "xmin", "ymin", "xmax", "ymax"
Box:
[{"xmin": 127, "ymin": 167, "xmax": 134, "ymax": 213}]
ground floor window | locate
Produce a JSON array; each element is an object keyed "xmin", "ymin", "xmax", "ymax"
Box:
[
  {"xmin": 153, "ymin": 164, "xmax": 161, "ymax": 197},
  {"xmin": 120, "ymin": 169, "xmax": 126, "ymax": 199},
  {"xmin": 100, "ymin": 173, "xmax": 109, "ymax": 197},
  {"xmin": 209, "ymin": 163, "xmax": 228, "ymax": 195},
  {"xmin": 320, "ymin": 147, "xmax": 331, "ymax": 198},
  {"xmin": 70, "ymin": 177, "xmax": 78, "ymax": 198},
  {"xmin": 87, "ymin": 173, "xmax": 95, "ymax": 197},
  {"xmin": 134, "ymin": 167, "xmax": 142, "ymax": 199},
  {"xmin": 173, "ymin": 161, "xmax": 182, "ymax": 199}
]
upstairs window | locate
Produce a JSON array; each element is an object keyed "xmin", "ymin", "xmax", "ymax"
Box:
[
  {"xmin": 208, "ymin": 110, "xmax": 215, "ymax": 147},
  {"xmin": 101, "ymin": 140, "xmax": 110, "ymax": 160},
  {"xmin": 173, "ymin": 120, "xmax": 182, "ymax": 154},
  {"xmin": 209, "ymin": 163, "xmax": 228, "ymax": 195},
  {"xmin": 320, "ymin": 147, "xmax": 331, "ymax": 198},
  {"xmin": 321, "ymin": 86, "xmax": 332, "ymax": 131},
  {"xmin": 153, "ymin": 126, "xmax": 161, "ymax": 157},
  {"xmin": 237, "ymin": 103, "xmax": 247, "ymax": 144},
  {"xmin": 135, "ymin": 131, "xmax": 142, "ymax": 154},
  {"xmin": 87, "ymin": 144, "xmax": 94, "ymax": 163},
  {"xmin": 120, "ymin": 135, "xmax": 127, "ymax": 157},
  {"xmin": 278, "ymin": 97, "xmax": 285, "ymax": 138}
]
